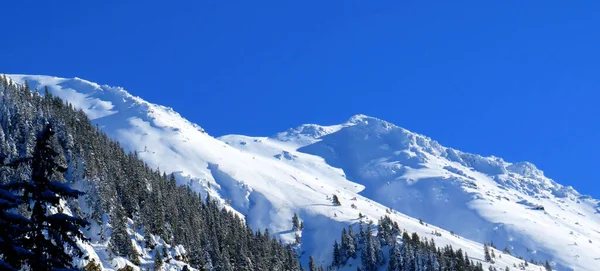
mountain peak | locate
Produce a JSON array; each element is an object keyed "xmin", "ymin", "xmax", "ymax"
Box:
[
  {"xmin": 272, "ymin": 114, "xmax": 402, "ymax": 147},
  {"xmin": 346, "ymin": 113, "xmax": 371, "ymax": 123},
  {"xmin": 346, "ymin": 113, "xmax": 393, "ymax": 126},
  {"xmin": 271, "ymin": 123, "xmax": 343, "ymax": 146}
]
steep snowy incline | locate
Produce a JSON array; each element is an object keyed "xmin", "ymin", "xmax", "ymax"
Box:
[
  {"xmin": 5, "ymin": 74, "xmax": 546, "ymax": 271},
  {"xmin": 252, "ymin": 114, "xmax": 599, "ymax": 271}
]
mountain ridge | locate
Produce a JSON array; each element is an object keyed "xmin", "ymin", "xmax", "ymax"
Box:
[
  {"xmin": 277, "ymin": 112, "xmax": 577, "ymax": 198},
  {"xmin": 4, "ymin": 74, "xmax": 596, "ymax": 271},
  {"xmin": 4, "ymin": 74, "xmax": 579, "ymax": 194}
]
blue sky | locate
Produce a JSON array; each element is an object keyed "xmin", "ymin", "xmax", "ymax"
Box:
[{"xmin": 1, "ymin": 1, "xmax": 599, "ymax": 197}]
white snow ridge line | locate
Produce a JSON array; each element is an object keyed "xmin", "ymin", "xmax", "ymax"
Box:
[{"xmin": 6, "ymin": 74, "xmax": 598, "ymax": 271}]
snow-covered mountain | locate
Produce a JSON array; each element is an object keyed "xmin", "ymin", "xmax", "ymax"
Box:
[{"xmin": 6, "ymin": 74, "xmax": 598, "ymax": 271}]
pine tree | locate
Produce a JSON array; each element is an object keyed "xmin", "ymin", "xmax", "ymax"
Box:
[
  {"xmin": 544, "ymin": 260, "xmax": 552, "ymax": 271},
  {"xmin": 220, "ymin": 249, "xmax": 234, "ymax": 271},
  {"xmin": 484, "ymin": 244, "xmax": 492, "ymax": 263},
  {"xmin": 348, "ymin": 226, "xmax": 357, "ymax": 259},
  {"xmin": 332, "ymin": 240, "xmax": 341, "ymax": 266},
  {"xmin": 341, "ymin": 227, "xmax": 356, "ymax": 261},
  {"xmin": 359, "ymin": 221, "xmax": 366, "ymax": 240},
  {"xmin": 292, "ymin": 213, "xmax": 301, "ymax": 230},
  {"xmin": 309, "ymin": 256, "xmax": 317, "ymax": 271},
  {"xmin": 21, "ymin": 124, "xmax": 90, "ymax": 270},
  {"xmin": 332, "ymin": 194, "xmax": 341, "ymax": 206},
  {"xmin": 0, "ymin": 155, "xmax": 32, "ymax": 271},
  {"xmin": 110, "ymin": 204, "xmax": 138, "ymax": 263},
  {"xmin": 387, "ymin": 243, "xmax": 399, "ymax": 271},
  {"xmin": 361, "ymin": 223, "xmax": 378, "ymax": 271},
  {"xmin": 202, "ymin": 249, "xmax": 214, "ymax": 270},
  {"xmin": 327, "ymin": 215, "xmax": 494, "ymax": 271},
  {"xmin": 154, "ymin": 249, "xmax": 164, "ymax": 270},
  {"xmin": 0, "ymin": 184, "xmax": 31, "ymax": 270}
]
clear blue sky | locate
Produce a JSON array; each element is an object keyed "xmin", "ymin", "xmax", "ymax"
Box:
[{"xmin": 2, "ymin": 1, "xmax": 599, "ymax": 197}]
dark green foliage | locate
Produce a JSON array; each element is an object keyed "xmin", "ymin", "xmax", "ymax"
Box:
[
  {"xmin": 333, "ymin": 241, "xmax": 341, "ymax": 266},
  {"xmin": 22, "ymin": 124, "xmax": 90, "ymax": 271},
  {"xmin": 340, "ymin": 227, "xmax": 356, "ymax": 261},
  {"xmin": 109, "ymin": 204, "xmax": 138, "ymax": 263},
  {"xmin": 0, "ymin": 76, "xmax": 301, "ymax": 270},
  {"xmin": 330, "ymin": 215, "xmax": 486, "ymax": 271},
  {"xmin": 292, "ymin": 212, "xmax": 301, "ymax": 230},
  {"xmin": 0, "ymin": 157, "xmax": 32, "ymax": 271},
  {"xmin": 154, "ymin": 249, "xmax": 163, "ymax": 270},
  {"xmin": 332, "ymin": 194, "xmax": 341, "ymax": 206},
  {"xmin": 484, "ymin": 243, "xmax": 493, "ymax": 263},
  {"xmin": 308, "ymin": 255, "xmax": 325, "ymax": 271},
  {"xmin": 0, "ymin": 123, "xmax": 90, "ymax": 270},
  {"xmin": 309, "ymin": 256, "xmax": 316, "ymax": 271},
  {"xmin": 361, "ymin": 222, "xmax": 381, "ymax": 271}
]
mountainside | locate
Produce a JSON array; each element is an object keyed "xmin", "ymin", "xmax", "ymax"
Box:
[
  {"xmin": 268, "ymin": 115, "xmax": 600, "ymax": 271},
  {"xmin": 0, "ymin": 75, "xmax": 304, "ymax": 271},
  {"xmin": 5, "ymin": 74, "xmax": 596, "ymax": 271}
]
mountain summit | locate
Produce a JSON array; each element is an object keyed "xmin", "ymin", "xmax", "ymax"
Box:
[{"xmin": 5, "ymin": 74, "xmax": 598, "ymax": 271}]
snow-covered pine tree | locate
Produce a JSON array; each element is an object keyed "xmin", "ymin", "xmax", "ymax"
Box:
[
  {"xmin": 332, "ymin": 215, "xmax": 487, "ymax": 271},
  {"xmin": 361, "ymin": 223, "xmax": 379, "ymax": 271},
  {"xmin": 154, "ymin": 249, "xmax": 163, "ymax": 270},
  {"xmin": 332, "ymin": 194, "xmax": 341, "ymax": 206},
  {"xmin": 484, "ymin": 243, "xmax": 492, "ymax": 263},
  {"xmin": 0, "ymin": 155, "xmax": 32, "ymax": 271},
  {"xmin": 21, "ymin": 124, "xmax": 90, "ymax": 270},
  {"xmin": 109, "ymin": 203, "xmax": 138, "ymax": 263},
  {"xmin": 341, "ymin": 227, "xmax": 356, "ymax": 262},
  {"xmin": 309, "ymin": 256, "xmax": 316, "ymax": 271},
  {"xmin": 359, "ymin": 221, "xmax": 366, "ymax": 240},
  {"xmin": 292, "ymin": 212, "xmax": 301, "ymax": 230},
  {"xmin": 332, "ymin": 240, "xmax": 341, "ymax": 266},
  {"xmin": 387, "ymin": 242, "xmax": 400, "ymax": 271},
  {"xmin": 349, "ymin": 226, "xmax": 358, "ymax": 258}
]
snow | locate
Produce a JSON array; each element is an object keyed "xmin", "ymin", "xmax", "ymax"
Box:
[
  {"xmin": 7, "ymin": 75, "xmax": 118, "ymax": 120},
  {"xmin": 5, "ymin": 74, "xmax": 595, "ymax": 270}
]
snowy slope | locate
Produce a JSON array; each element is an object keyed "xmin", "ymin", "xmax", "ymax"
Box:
[
  {"xmin": 4, "ymin": 74, "xmax": 583, "ymax": 271},
  {"xmin": 264, "ymin": 114, "xmax": 600, "ymax": 271}
]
